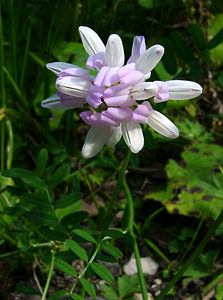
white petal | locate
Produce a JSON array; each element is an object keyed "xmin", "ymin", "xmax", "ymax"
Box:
[
  {"xmin": 107, "ymin": 126, "xmax": 122, "ymax": 147},
  {"xmin": 79, "ymin": 26, "xmax": 105, "ymax": 55},
  {"xmin": 105, "ymin": 34, "xmax": 125, "ymax": 67},
  {"xmin": 46, "ymin": 62, "xmax": 76, "ymax": 75},
  {"xmin": 167, "ymin": 80, "xmax": 202, "ymax": 100},
  {"xmin": 56, "ymin": 76, "xmax": 91, "ymax": 97},
  {"xmin": 135, "ymin": 45, "xmax": 164, "ymax": 74},
  {"xmin": 147, "ymin": 111, "xmax": 179, "ymax": 138},
  {"xmin": 82, "ymin": 126, "xmax": 111, "ymax": 158},
  {"xmin": 41, "ymin": 94, "xmax": 66, "ymax": 110},
  {"xmin": 130, "ymin": 82, "xmax": 158, "ymax": 100},
  {"xmin": 121, "ymin": 121, "xmax": 144, "ymax": 153}
]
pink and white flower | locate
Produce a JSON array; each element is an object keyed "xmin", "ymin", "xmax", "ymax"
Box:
[{"xmin": 42, "ymin": 26, "xmax": 202, "ymax": 158}]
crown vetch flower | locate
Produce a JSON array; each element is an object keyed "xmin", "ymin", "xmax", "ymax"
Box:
[{"xmin": 42, "ymin": 26, "xmax": 202, "ymax": 158}]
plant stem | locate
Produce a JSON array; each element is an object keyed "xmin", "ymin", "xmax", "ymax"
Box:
[
  {"xmin": 41, "ymin": 250, "xmax": 55, "ymax": 300},
  {"xmin": 69, "ymin": 240, "xmax": 103, "ymax": 295},
  {"xmin": 122, "ymin": 152, "xmax": 148, "ymax": 300},
  {"xmin": 32, "ymin": 242, "xmax": 54, "ymax": 248},
  {"xmin": 6, "ymin": 119, "xmax": 14, "ymax": 169},
  {"xmin": 157, "ymin": 209, "xmax": 223, "ymax": 299},
  {"xmin": 0, "ymin": 250, "xmax": 19, "ymax": 258},
  {"xmin": 0, "ymin": 3, "xmax": 5, "ymax": 172}
]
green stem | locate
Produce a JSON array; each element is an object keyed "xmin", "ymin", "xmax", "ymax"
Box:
[
  {"xmin": 6, "ymin": 119, "xmax": 14, "ymax": 169},
  {"xmin": 133, "ymin": 239, "xmax": 149, "ymax": 299},
  {"xmin": 179, "ymin": 217, "xmax": 204, "ymax": 264},
  {"xmin": 1, "ymin": 120, "xmax": 5, "ymax": 171},
  {"xmin": 41, "ymin": 250, "xmax": 55, "ymax": 300},
  {"xmin": 122, "ymin": 152, "xmax": 148, "ymax": 300},
  {"xmin": 32, "ymin": 242, "xmax": 53, "ymax": 248},
  {"xmin": 69, "ymin": 240, "xmax": 103, "ymax": 295},
  {"xmin": 0, "ymin": 250, "xmax": 19, "ymax": 259},
  {"xmin": 0, "ymin": 2, "xmax": 5, "ymax": 105},
  {"xmin": 157, "ymin": 210, "xmax": 223, "ymax": 300},
  {"xmin": 0, "ymin": 4, "xmax": 5, "ymax": 172},
  {"xmin": 203, "ymin": 268, "xmax": 223, "ymax": 294}
]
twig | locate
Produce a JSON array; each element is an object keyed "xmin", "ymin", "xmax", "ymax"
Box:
[{"xmin": 32, "ymin": 257, "xmax": 43, "ymax": 295}]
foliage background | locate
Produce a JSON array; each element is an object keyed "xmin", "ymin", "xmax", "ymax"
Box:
[{"xmin": 0, "ymin": 0, "xmax": 223, "ymax": 299}]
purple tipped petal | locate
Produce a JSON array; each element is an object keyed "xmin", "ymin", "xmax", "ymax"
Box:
[
  {"xmin": 94, "ymin": 66, "xmax": 109, "ymax": 87},
  {"xmin": 133, "ymin": 101, "xmax": 153, "ymax": 123},
  {"xmin": 154, "ymin": 81, "xmax": 170, "ymax": 103},
  {"xmin": 104, "ymin": 85, "xmax": 130, "ymax": 97},
  {"xmin": 104, "ymin": 94, "xmax": 135, "ymax": 106},
  {"xmin": 127, "ymin": 36, "xmax": 146, "ymax": 64},
  {"xmin": 117, "ymin": 63, "xmax": 135, "ymax": 78},
  {"xmin": 80, "ymin": 111, "xmax": 120, "ymax": 127},
  {"xmin": 120, "ymin": 70, "xmax": 144, "ymax": 86},
  {"xmin": 103, "ymin": 67, "xmax": 120, "ymax": 86},
  {"xmin": 59, "ymin": 67, "xmax": 91, "ymax": 81},
  {"xmin": 86, "ymin": 52, "xmax": 106, "ymax": 70},
  {"xmin": 85, "ymin": 89, "xmax": 104, "ymax": 108},
  {"xmin": 103, "ymin": 107, "xmax": 132, "ymax": 122},
  {"xmin": 131, "ymin": 82, "xmax": 158, "ymax": 100}
]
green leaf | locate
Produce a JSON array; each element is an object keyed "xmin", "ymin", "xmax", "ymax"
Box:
[
  {"xmin": 169, "ymin": 31, "xmax": 193, "ymax": 63},
  {"xmin": 54, "ymin": 192, "xmax": 82, "ymax": 209},
  {"xmin": 73, "ymin": 229, "xmax": 97, "ymax": 244},
  {"xmin": 21, "ymin": 192, "xmax": 58, "ymax": 226},
  {"xmin": 55, "ymin": 200, "xmax": 81, "ymax": 222},
  {"xmin": 36, "ymin": 148, "xmax": 48, "ymax": 176},
  {"xmin": 66, "ymin": 239, "xmax": 88, "ymax": 262},
  {"xmin": 91, "ymin": 262, "xmax": 114, "ymax": 283},
  {"xmin": 0, "ymin": 172, "xmax": 13, "ymax": 190},
  {"xmin": 138, "ymin": 0, "xmax": 154, "ymax": 8},
  {"xmin": 61, "ymin": 211, "xmax": 88, "ymax": 229},
  {"xmin": 145, "ymin": 239, "xmax": 170, "ymax": 264},
  {"xmin": 118, "ymin": 275, "xmax": 139, "ymax": 298},
  {"xmin": 189, "ymin": 24, "xmax": 207, "ymax": 50},
  {"xmin": 70, "ymin": 294, "xmax": 82, "ymax": 300},
  {"xmin": 216, "ymin": 284, "xmax": 223, "ymax": 300},
  {"xmin": 54, "ymin": 258, "xmax": 77, "ymax": 277},
  {"xmin": 80, "ymin": 277, "xmax": 96, "ymax": 298},
  {"xmin": 29, "ymin": 51, "xmax": 45, "ymax": 67},
  {"xmin": 208, "ymin": 27, "xmax": 223, "ymax": 49},
  {"xmin": 3, "ymin": 168, "xmax": 47, "ymax": 190},
  {"xmin": 101, "ymin": 283, "xmax": 118, "ymax": 300},
  {"xmin": 102, "ymin": 243, "xmax": 123, "ymax": 259},
  {"xmin": 102, "ymin": 228, "xmax": 125, "ymax": 238},
  {"xmin": 48, "ymin": 290, "xmax": 67, "ymax": 300},
  {"xmin": 161, "ymin": 38, "xmax": 177, "ymax": 75},
  {"xmin": 48, "ymin": 163, "xmax": 70, "ymax": 187},
  {"xmin": 208, "ymin": 13, "xmax": 223, "ymax": 63}
]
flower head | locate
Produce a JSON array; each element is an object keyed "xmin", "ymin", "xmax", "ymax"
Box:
[{"xmin": 42, "ymin": 26, "xmax": 202, "ymax": 158}]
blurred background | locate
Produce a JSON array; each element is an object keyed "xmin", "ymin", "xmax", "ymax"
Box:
[{"xmin": 1, "ymin": 0, "xmax": 223, "ymax": 299}]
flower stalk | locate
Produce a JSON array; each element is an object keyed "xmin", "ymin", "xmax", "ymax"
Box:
[
  {"xmin": 41, "ymin": 250, "xmax": 55, "ymax": 300},
  {"xmin": 121, "ymin": 152, "xmax": 148, "ymax": 300}
]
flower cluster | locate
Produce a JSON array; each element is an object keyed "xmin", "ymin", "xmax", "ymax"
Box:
[{"xmin": 42, "ymin": 26, "xmax": 202, "ymax": 158}]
